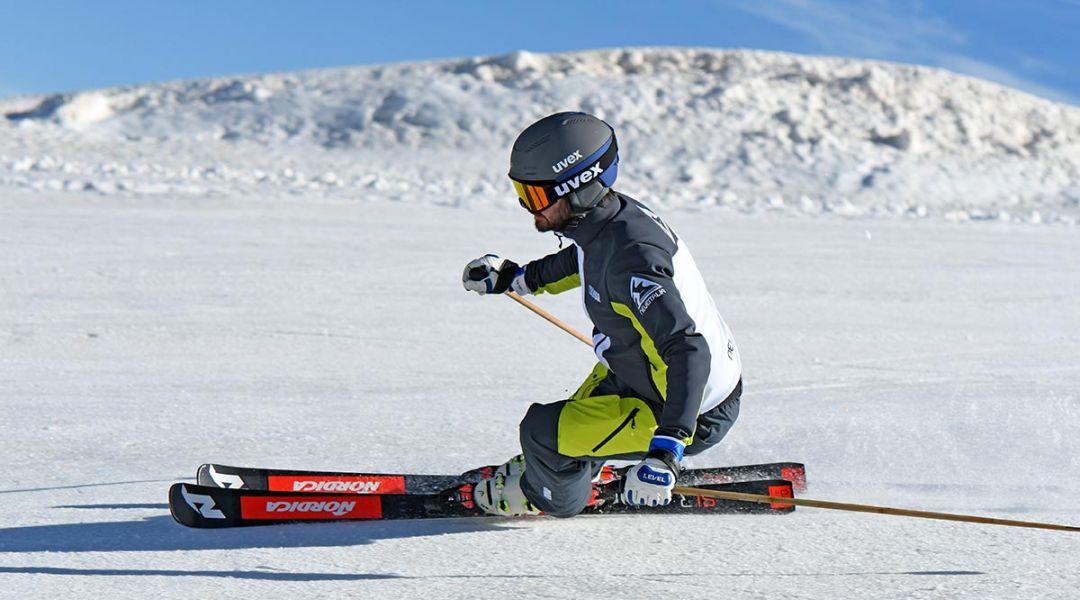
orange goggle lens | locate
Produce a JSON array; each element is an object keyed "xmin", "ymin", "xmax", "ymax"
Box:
[{"xmin": 513, "ymin": 180, "xmax": 557, "ymax": 214}]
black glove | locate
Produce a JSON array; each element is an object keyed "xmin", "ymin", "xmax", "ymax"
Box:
[{"xmin": 462, "ymin": 255, "xmax": 528, "ymax": 295}]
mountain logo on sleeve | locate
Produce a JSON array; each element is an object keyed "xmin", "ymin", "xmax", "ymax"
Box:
[{"xmin": 630, "ymin": 276, "xmax": 666, "ymax": 314}]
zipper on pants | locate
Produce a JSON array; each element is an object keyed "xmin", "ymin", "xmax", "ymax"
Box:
[{"xmin": 591, "ymin": 407, "xmax": 640, "ymax": 453}]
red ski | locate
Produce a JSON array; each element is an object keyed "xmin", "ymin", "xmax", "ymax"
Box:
[
  {"xmin": 170, "ymin": 478, "xmax": 796, "ymax": 528},
  {"xmin": 196, "ymin": 461, "xmax": 807, "ymax": 495}
]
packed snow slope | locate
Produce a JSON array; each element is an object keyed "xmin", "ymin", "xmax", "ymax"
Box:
[
  {"xmin": 1, "ymin": 48, "xmax": 1079, "ymax": 223},
  {"xmin": 1, "ymin": 48, "xmax": 1079, "ymax": 599},
  {"xmin": 1, "ymin": 196, "xmax": 1078, "ymax": 599}
]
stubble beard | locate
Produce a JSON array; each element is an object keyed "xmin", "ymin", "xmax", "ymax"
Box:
[{"xmin": 534, "ymin": 199, "xmax": 573, "ymax": 232}]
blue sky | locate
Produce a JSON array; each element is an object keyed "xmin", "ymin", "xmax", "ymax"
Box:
[{"xmin": 0, "ymin": 0, "xmax": 1076, "ymax": 104}]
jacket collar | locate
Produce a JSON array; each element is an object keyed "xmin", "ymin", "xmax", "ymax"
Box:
[{"xmin": 562, "ymin": 193, "xmax": 621, "ymax": 247}]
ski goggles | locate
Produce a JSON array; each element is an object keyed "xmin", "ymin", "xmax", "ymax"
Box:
[
  {"xmin": 509, "ymin": 136, "xmax": 619, "ymax": 214},
  {"xmin": 512, "ymin": 180, "xmax": 560, "ymax": 213}
]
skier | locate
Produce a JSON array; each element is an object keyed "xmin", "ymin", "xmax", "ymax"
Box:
[{"xmin": 462, "ymin": 112, "xmax": 742, "ymax": 517}]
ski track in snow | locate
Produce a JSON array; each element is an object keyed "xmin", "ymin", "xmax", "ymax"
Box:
[{"xmin": 1, "ymin": 193, "xmax": 1078, "ymax": 599}]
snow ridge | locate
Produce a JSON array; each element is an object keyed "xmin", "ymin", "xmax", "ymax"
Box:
[{"xmin": 2, "ymin": 48, "xmax": 1078, "ymax": 223}]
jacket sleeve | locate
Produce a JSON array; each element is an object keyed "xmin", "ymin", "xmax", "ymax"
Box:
[
  {"xmin": 607, "ymin": 245, "xmax": 711, "ymax": 442},
  {"xmin": 522, "ymin": 245, "xmax": 581, "ymax": 295}
]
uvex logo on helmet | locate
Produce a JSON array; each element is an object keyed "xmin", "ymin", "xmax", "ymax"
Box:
[
  {"xmin": 553, "ymin": 163, "xmax": 604, "ymax": 197},
  {"xmin": 552, "ymin": 150, "xmax": 583, "ymax": 174}
]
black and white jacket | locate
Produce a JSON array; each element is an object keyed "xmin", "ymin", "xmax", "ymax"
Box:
[{"xmin": 522, "ymin": 192, "xmax": 742, "ymax": 442}]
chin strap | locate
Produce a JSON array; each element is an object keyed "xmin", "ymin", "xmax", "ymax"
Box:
[
  {"xmin": 568, "ymin": 183, "xmax": 608, "ymax": 214},
  {"xmin": 558, "ymin": 187, "xmax": 612, "ymax": 236}
]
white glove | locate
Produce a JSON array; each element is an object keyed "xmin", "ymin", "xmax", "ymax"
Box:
[
  {"xmin": 622, "ymin": 437, "xmax": 683, "ymax": 507},
  {"xmin": 462, "ymin": 254, "xmax": 530, "ymax": 295}
]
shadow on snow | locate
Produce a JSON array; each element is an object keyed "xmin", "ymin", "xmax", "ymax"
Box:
[
  {"xmin": 0, "ymin": 514, "xmax": 512, "ymax": 553},
  {"xmin": 0, "ymin": 565, "xmax": 987, "ymax": 581},
  {"xmin": 0, "ymin": 566, "xmax": 400, "ymax": 582}
]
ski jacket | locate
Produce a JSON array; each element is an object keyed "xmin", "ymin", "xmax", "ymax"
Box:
[{"xmin": 521, "ymin": 192, "xmax": 742, "ymax": 442}]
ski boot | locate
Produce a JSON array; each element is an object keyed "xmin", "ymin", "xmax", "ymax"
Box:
[{"xmin": 472, "ymin": 455, "xmax": 542, "ymax": 517}]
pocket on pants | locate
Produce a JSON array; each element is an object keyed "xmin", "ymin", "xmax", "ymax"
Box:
[{"xmin": 557, "ymin": 394, "xmax": 658, "ymax": 457}]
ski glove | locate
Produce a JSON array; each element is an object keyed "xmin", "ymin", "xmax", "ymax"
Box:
[
  {"xmin": 622, "ymin": 437, "xmax": 684, "ymax": 507},
  {"xmin": 462, "ymin": 254, "xmax": 531, "ymax": 295}
]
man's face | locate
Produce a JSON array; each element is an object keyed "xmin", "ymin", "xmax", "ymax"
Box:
[{"xmin": 533, "ymin": 197, "xmax": 573, "ymax": 232}]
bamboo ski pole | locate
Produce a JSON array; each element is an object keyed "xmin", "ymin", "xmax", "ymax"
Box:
[
  {"xmin": 506, "ymin": 291, "xmax": 593, "ymax": 347},
  {"xmin": 506, "ymin": 294, "xmax": 1077, "ymax": 533},
  {"xmin": 673, "ymin": 486, "xmax": 1080, "ymax": 533}
]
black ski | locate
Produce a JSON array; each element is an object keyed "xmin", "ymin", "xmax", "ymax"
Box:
[
  {"xmin": 196, "ymin": 461, "xmax": 807, "ymax": 495},
  {"xmin": 170, "ymin": 478, "xmax": 796, "ymax": 528}
]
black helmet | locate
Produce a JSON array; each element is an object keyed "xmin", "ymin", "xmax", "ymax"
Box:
[{"xmin": 508, "ymin": 112, "xmax": 619, "ymax": 214}]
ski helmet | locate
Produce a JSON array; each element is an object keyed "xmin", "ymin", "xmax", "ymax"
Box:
[{"xmin": 509, "ymin": 112, "xmax": 619, "ymax": 214}]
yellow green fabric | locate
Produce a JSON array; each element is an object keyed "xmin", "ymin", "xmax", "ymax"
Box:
[
  {"xmin": 557, "ymin": 393, "xmax": 657, "ymax": 457},
  {"xmin": 570, "ymin": 363, "xmax": 609, "ymax": 400},
  {"xmin": 610, "ymin": 302, "xmax": 668, "ymax": 400},
  {"xmin": 535, "ymin": 273, "xmax": 581, "ymax": 295},
  {"xmin": 558, "ymin": 362, "xmax": 698, "ymax": 455}
]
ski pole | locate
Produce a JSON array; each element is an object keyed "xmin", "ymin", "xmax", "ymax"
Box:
[
  {"xmin": 505, "ymin": 291, "xmax": 1076, "ymax": 533},
  {"xmin": 673, "ymin": 486, "xmax": 1080, "ymax": 533},
  {"xmin": 506, "ymin": 291, "xmax": 593, "ymax": 347}
]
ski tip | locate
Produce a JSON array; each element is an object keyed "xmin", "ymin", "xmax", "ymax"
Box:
[
  {"xmin": 196, "ymin": 463, "xmax": 250, "ymax": 488},
  {"xmin": 168, "ymin": 483, "xmax": 193, "ymax": 527},
  {"xmin": 169, "ymin": 482, "xmax": 238, "ymax": 528},
  {"xmin": 195, "ymin": 464, "xmax": 212, "ymax": 486}
]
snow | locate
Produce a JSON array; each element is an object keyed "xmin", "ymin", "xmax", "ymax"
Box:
[{"xmin": 1, "ymin": 48, "xmax": 1079, "ymax": 598}]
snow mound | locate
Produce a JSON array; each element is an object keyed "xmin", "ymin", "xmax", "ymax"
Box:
[
  {"xmin": 7, "ymin": 91, "xmax": 116, "ymax": 128},
  {"xmin": 1, "ymin": 48, "xmax": 1078, "ymax": 224}
]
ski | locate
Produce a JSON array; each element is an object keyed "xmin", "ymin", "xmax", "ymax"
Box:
[
  {"xmin": 196, "ymin": 461, "xmax": 807, "ymax": 495},
  {"xmin": 170, "ymin": 478, "xmax": 795, "ymax": 528}
]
